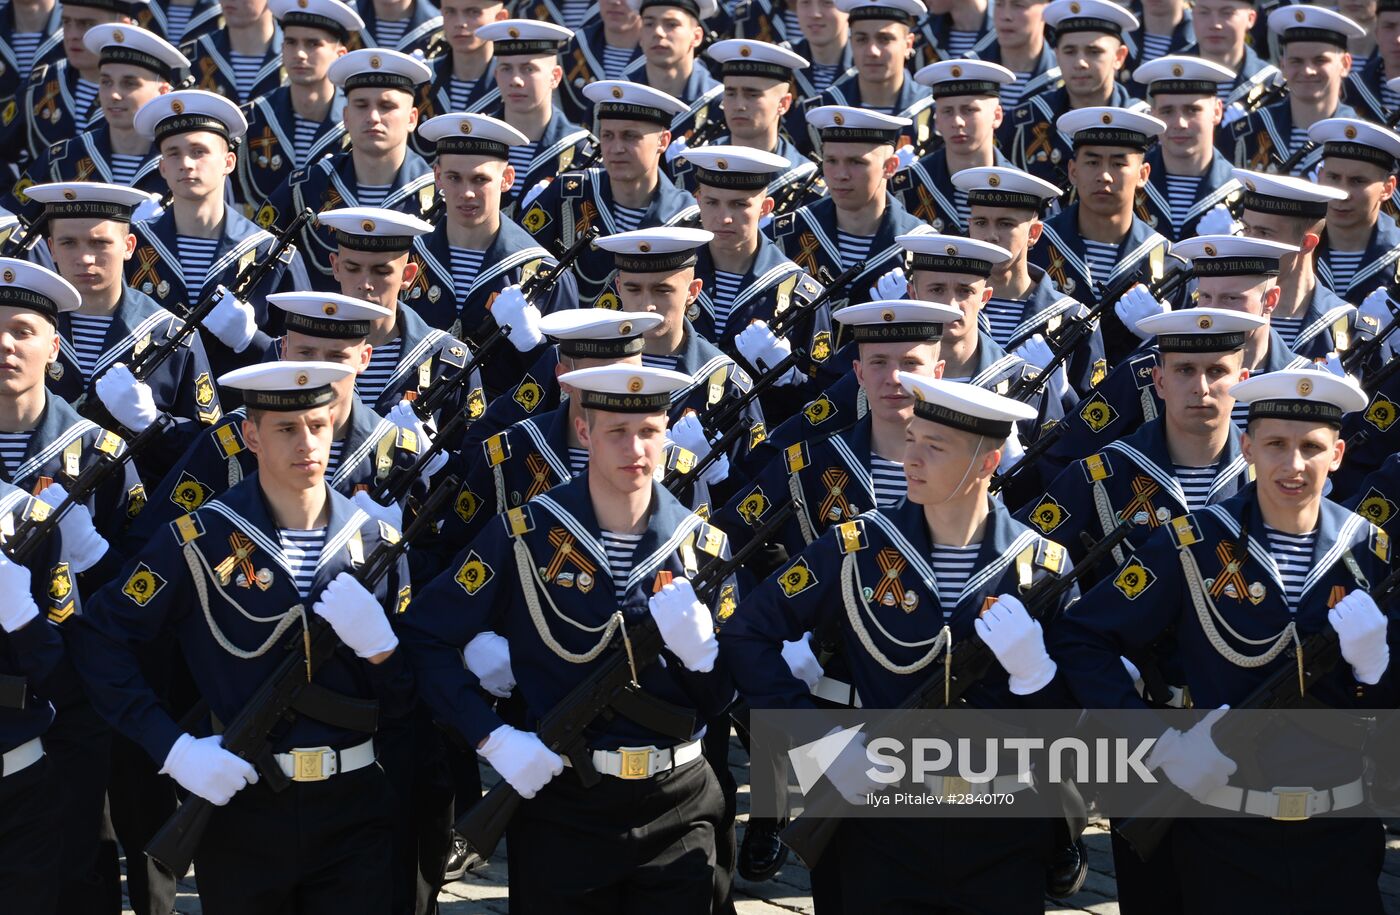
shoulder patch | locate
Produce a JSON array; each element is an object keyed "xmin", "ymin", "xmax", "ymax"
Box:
[
  {"xmin": 694, "ymin": 521, "xmax": 726, "ymax": 558},
  {"xmin": 170, "ymin": 471, "xmax": 212, "ymax": 512},
  {"xmin": 667, "ymin": 444, "xmax": 697, "ymax": 476},
  {"xmin": 749, "ymin": 421, "xmax": 767, "ymax": 451},
  {"xmin": 784, "ymin": 441, "xmax": 809, "ymax": 474},
  {"xmin": 396, "ymin": 585, "xmax": 412, "ymax": 615},
  {"xmin": 127, "ymin": 483, "xmax": 147, "ymax": 518},
  {"xmin": 1168, "ymin": 514, "xmax": 1201, "ymax": 548},
  {"xmin": 774, "ymin": 212, "xmax": 797, "ymax": 237},
  {"xmin": 395, "ymin": 426, "xmax": 421, "ymax": 453},
  {"xmin": 560, "ymin": 172, "xmax": 584, "ymax": 198},
  {"xmin": 1372, "ymin": 526, "xmax": 1391, "ymax": 563},
  {"xmin": 1129, "ymin": 354, "xmax": 1157, "ymax": 391},
  {"xmin": 1034, "ymin": 538, "xmax": 1067, "ymax": 575},
  {"xmin": 1078, "ymin": 392, "xmax": 1118, "ymax": 433},
  {"xmin": 1028, "ymin": 494, "xmax": 1069, "ymax": 534},
  {"xmin": 803, "ymin": 394, "xmax": 837, "ymax": 426},
  {"xmin": 122, "ymin": 562, "xmax": 168, "ymax": 606},
  {"xmin": 810, "ymin": 329, "xmax": 832, "ymax": 363},
  {"xmin": 95, "ymin": 430, "xmax": 123, "ymax": 456},
  {"xmin": 1365, "ymin": 395, "xmax": 1398, "ymax": 432},
  {"xmin": 378, "ymin": 520, "xmax": 401, "ymax": 545},
  {"xmin": 522, "ymin": 203, "xmax": 551, "ymax": 233},
  {"xmin": 454, "ymin": 483, "xmax": 482, "ymax": 524},
  {"xmin": 1080, "ymin": 453, "xmax": 1113, "ymax": 483},
  {"xmin": 214, "ymin": 422, "xmax": 244, "ymax": 459},
  {"xmin": 778, "ymin": 557, "xmax": 819, "ymax": 598},
  {"xmin": 454, "ymin": 550, "xmax": 494, "ymax": 595},
  {"xmin": 504, "ymin": 504, "xmax": 534, "ymax": 536},
  {"xmin": 730, "ymin": 364, "xmax": 754, "ymax": 394},
  {"xmin": 835, "ymin": 519, "xmax": 867, "ymax": 554},
  {"xmin": 513, "ymin": 374, "xmax": 545, "ymax": 413},
  {"xmin": 47, "ymin": 139, "xmax": 68, "ymax": 158},
  {"xmin": 1112, "ymin": 559, "xmax": 1156, "ymax": 600},
  {"xmin": 28, "ymin": 64, "xmax": 48, "ymax": 86},
  {"xmin": 47, "ymin": 562, "xmax": 74, "ymax": 623},
  {"xmin": 1356, "ymin": 488, "xmax": 1398, "ymax": 527},
  {"xmin": 483, "ymin": 433, "xmax": 511, "ymax": 467},
  {"xmin": 735, "ymin": 486, "xmax": 770, "ymax": 526},
  {"xmin": 170, "ymin": 513, "xmax": 205, "ymax": 544}
]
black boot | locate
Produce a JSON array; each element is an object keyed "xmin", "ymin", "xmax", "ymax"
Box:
[
  {"xmin": 443, "ymin": 833, "xmax": 483, "ymax": 882},
  {"xmin": 737, "ymin": 817, "xmax": 788, "ymax": 882},
  {"xmin": 1045, "ymin": 837, "xmax": 1089, "ymax": 899}
]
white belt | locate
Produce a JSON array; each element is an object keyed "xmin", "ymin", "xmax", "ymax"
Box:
[
  {"xmin": 562, "ymin": 738, "xmax": 704, "ymax": 780},
  {"xmin": 811, "ymin": 676, "xmax": 863, "ymax": 708},
  {"xmin": 273, "ymin": 738, "xmax": 376, "ymax": 783},
  {"xmin": 2, "ymin": 737, "xmax": 43, "ymax": 778},
  {"xmin": 1201, "ymin": 778, "xmax": 1365, "ymax": 821},
  {"xmin": 921, "ymin": 772, "xmax": 1033, "ymax": 797}
]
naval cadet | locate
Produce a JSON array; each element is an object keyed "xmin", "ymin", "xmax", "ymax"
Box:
[
  {"xmin": 630, "ymin": 0, "xmax": 724, "ymax": 146},
  {"xmin": 1345, "ymin": 452, "xmax": 1400, "ymax": 546},
  {"xmin": 1122, "ymin": 0, "xmax": 1194, "ymax": 72},
  {"xmin": 1310, "ymin": 118, "xmax": 1400, "ymax": 308},
  {"xmin": 719, "ymin": 373, "xmax": 1073, "ymax": 914},
  {"xmin": 554, "ymin": 0, "xmax": 643, "ymax": 127},
  {"xmin": 263, "ymin": 47, "xmax": 436, "ymax": 290},
  {"xmin": 791, "ymin": 0, "xmax": 933, "ymax": 157},
  {"xmin": 399, "ymin": 364, "xmax": 738, "ymax": 914},
  {"xmin": 954, "ymin": 164, "xmax": 1105, "ymax": 398},
  {"xmin": 0, "ymin": 0, "xmax": 62, "ymax": 177},
  {"xmin": 353, "ymin": 0, "xmax": 443, "ymax": 56},
  {"xmin": 5, "ymin": 24, "xmax": 185, "ymax": 226},
  {"xmin": 1026, "ymin": 106, "xmax": 1173, "ymax": 365},
  {"xmin": 70, "ymin": 361, "xmax": 416, "ymax": 915},
  {"xmin": 235, "ymin": 0, "xmax": 361, "ymax": 208},
  {"xmin": 1333, "ymin": 366, "xmax": 1400, "ymax": 502},
  {"xmin": 913, "ymin": 0, "xmax": 995, "ymax": 64},
  {"xmin": 768, "ymin": 106, "xmax": 923, "ymax": 319},
  {"xmin": 181, "ymin": 0, "xmax": 286, "ymax": 105},
  {"xmin": 1132, "ymin": 55, "xmax": 1242, "ymax": 243},
  {"xmin": 965, "ymin": 0, "xmax": 1059, "ymax": 109},
  {"xmin": 890, "ymin": 59, "xmax": 1015, "ymax": 236},
  {"xmin": 519, "ymin": 80, "xmax": 699, "ymax": 306},
  {"xmin": 470, "ymin": 20, "xmax": 594, "ymax": 213},
  {"xmin": 668, "ymin": 39, "xmax": 818, "ymax": 209},
  {"xmin": 406, "ymin": 113, "xmax": 570, "ymax": 397},
  {"xmin": 405, "ymin": 0, "xmax": 508, "ymax": 161},
  {"xmin": 999, "ymin": 0, "xmax": 1141, "ymax": 190},
  {"xmin": 1178, "ymin": 0, "xmax": 1281, "ymax": 113},
  {"xmin": 1049, "ymin": 369, "xmax": 1394, "ymax": 914},
  {"xmin": 784, "ymin": 0, "xmax": 855, "ymax": 100},
  {"xmin": 1218, "ymin": 6, "xmax": 1364, "ymax": 176},
  {"xmin": 128, "ymin": 89, "xmax": 312, "ymax": 381},
  {"xmin": 1342, "ymin": 0, "xmax": 1400, "ymax": 123}
]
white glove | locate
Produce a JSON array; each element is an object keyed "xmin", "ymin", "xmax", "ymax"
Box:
[
  {"xmin": 782, "ymin": 633, "xmax": 823, "ymax": 692},
  {"xmin": 37, "ymin": 483, "xmax": 108, "ymax": 574},
  {"xmin": 159, "ymin": 733, "xmax": 258, "ymax": 806},
  {"xmin": 669, "ymin": 411, "xmax": 713, "ymax": 460},
  {"xmin": 0, "ymin": 554, "xmax": 38, "ymax": 633},
  {"xmin": 997, "ymin": 426, "xmax": 1025, "ymax": 474},
  {"xmin": 132, "ymin": 192, "xmax": 165, "ymax": 223},
  {"xmin": 385, "ymin": 400, "xmax": 449, "ymax": 482},
  {"xmin": 520, "ymin": 179, "xmax": 550, "ymax": 210},
  {"xmin": 1146, "ymin": 706, "xmax": 1236, "ymax": 802},
  {"xmin": 872, "ymin": 266, "xmax": 909, "ymax": 301},
  {"xmin": 491, "ymin": 284, "xmax": 544, "ymax": 352},
  {"xmin": 1013, "ymin": 333, "xmax": 1071, "ymax": 400},
  {"xmin": 698, "ymin": 452, "xmax": 730, "ymax": 486},
  {"xmin": 665, "ymin": 134, "xmax": 689, "ymax": 164},
  {"xmin": 477, "ymin": 724, "xmax": 564, "ymax": 799},
  {"xmin": 735, "ymin": 319, "xmax": 800, "ymax": 383},
  {"xmin": 1221, "ymin": 101, "xmax": 1248, "ymax": 127},
  {"xmin": 311, "ymin": 572, "xmax": 398, "ymax": 659},
  {"xmin": 973, "ymin": 594, "xmax": 1057, "ymax": 694},
  {"xmin": 95, "ymin": 364, "xmax": 159, "ymax": 432},
  {"xmin": 1115, "ymin": 283, "xmax": 1170, "ymax": 341},
  {"xmin": 200, "ymin": 285, "xmax": 257, "ymax": 353},
  {"xmin": 464, "ymin": 631, "xmax": 516, "ymax": 698},
  {"xmin": 895, "ymin": 145, "xmax": 917, "ymax": 169},
  {"xmin": 1328, "ymin": 591, "xmax": 1390, "ymax": 685},
  {"xmin": 648, "ymin": 578, "xmax": 719, "ymax": 672},
  {"xmin": 1196, "ymin": 203, "xmax": 1240, "ymax": 238},
  {"xmin": 1319, "ymin": 352, "xmax": 1346, "ymax": 376},
  {"xmin": 351, "ymin": 490, "xmax": 404, "ymax": 532},
  {"xmin": 1359, "ymin": 288, "xmax": 1397, "ymax": 360}
]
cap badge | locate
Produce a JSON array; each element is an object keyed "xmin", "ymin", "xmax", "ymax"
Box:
[
  {"xmin": 881, "ymin": 309, "xmax": 895, "ymax": 322},
  {"xmin": 171, "ymin": 100, "xmax": 184, "ymax": 114},
  {"xmin": 1345, "ymin": 125, "xmax": 1358, "ymax": 139},
  {"xmin": 716, "ymin": 158, "xmax": 728, "ymax": 169},
  {"xmin": 945, "ymin": 244, "xmax": 958, "ymax": 255},
  {"xmin": 362, "ymin": 219, "xmax": 375, "ymax": 232},
  {"xmin": 298, "ymin": 0, "xmax": 308, "ymax": 7},
  {"xmin": 1203, "ymin": 243, "xmax": 1217, "ymax": 256},
  {"xmin": 627, "ymin": 376, "xmax": 643, "ymax": 393},
  {"xmin": 740, "ymin": 44, "xmax": 751, "ymax": 57},
  {"xmin": 619, "ymin": 321, "xmax": 632, "ymax": 334},
  {"xmin": 113, "ymin": 29, "xmax": 125, "ymax": 42},
  {"xmin": 638, "ymin": 241, "xmax": 651, "ymax": 252},
  {"xmin": 1101, "ymin": 112, "xmax": 1113, "ymax": 125},
  {"xmin": 295, "ymin": 372, "xmax": 310, "ymax": 386},
  {"xmin": 323, "ymin": 302, "xmax": 338, "ymax": 316},
  {"xmin": 62, "ymin": 190, "xmax": 75, "ymax": 201},
  {"xmin": 1297, "ymin": 378, "xmax": 1313, "ymax": 396},
  {"xmin": 460, "ymin": 120, "xmax": 471, "ymax": 132},
  {"xmin": 508, "ymin": 26, "xmax": 520, "ymax": 37},
  {"xmin": 370, "ymin": 55, "xmax": 381, "ymax": 68},
  {"xmin": 611, "ymin": 86, "xmax": 624, "ymax": 99},
  {"xmin": 1198, "ymin": 315, "xmax": 1212, "ymax": 329},
  {"xmin": 1294, "ymin": 9, "xmax": 1305, "ymax": 22},
  {"xmin": 1171, "ymin": 64, "xmax": 1183, "ymax": 77},
  {"xmin": 1069, "ymin": 1, "xmax": 1080, "ymax": 11},
  {"xmin": 833, "ymin": 113, "xmax": 845, "ymax": 125},
  {"xmin": 950, "ymin": 65, "xmax": 962, "ymax": 77},
  {"xmin": 2, "ymin": 269, "xmax": 12, "ymax": 282},
  {"xmin": 988, "ymin": 174, "xmax": 1000, "ymax": 187}
]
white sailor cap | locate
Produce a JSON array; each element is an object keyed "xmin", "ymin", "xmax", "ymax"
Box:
[
  {"xmin": 418, "ymin": 112, "xmax": 528, "ymax": 159},
  {"xmin": 706, "ymin": 39, "xmax": 809, "ymax": 82},
  {"xmin": 1233, "ymin": 167, "xmax": 1347, "ymax": 219},
  {"xmin": 679, "ymin": 145, "xmax": 789, "ymax": 189},
  {"xmin": 834, "ymin": 0, "xmax": 927, "ymax": 24},
  {"xmin": 594, "ymin": 227, "xmax": 714, "ymax": 272},
  {"xmin": 84, "ymin": 24, "xmax": 189, "ymax": 80},
  {"xmin": 583, "ymin": 81, "xmax": 688, "ymax": 126},
  {"xmin": 1043, "ymin": 0, "xmax": 1139, "ymax": 37},
  {"xmin": 475, "ymin": 19, "xmax": 572, "ymax": 55},
  {"xmin": 898, "ymin": 233, "xmax": 1012, "ymax": 276},
  {"xmin": 1230, "ymin": 368, "xmax": 1368, "ymax": 429},
  {"xmin": 807, "ymin": 105, "xmax": 911, "ymax": 145},
  {"xmin": 1172, "ymin": 235, "xmax": 1300, "ymax": 276},
  {"xmin": 832, "ymin": 299, "xmax": 961, "ymax": 343},
  {"xmin": 540, "ymin": 309, "xmax": 665, "ymax": 358},
  {"xmin": 218, "ymin": 362, "xmax": 357, "ymax": 412},
  {"xmin": 24, "ymin": 182, "xmax": 152, "ymax": 222},
  {"xmin": 1308, "ymin": 117, "xmax": 1400, "ymax": 172},
  {"xmin": 317, "ymin": 207, "xmax": 433, "ymax": 252},
  {"xmin": 1133, "ymin": 307, "xmax": 1266, "ymax": 352},
  {"xmin": 328, "ymin": 48, "xmax": 433, "ymax": 93},
  {"xmin": 557, "ymin": 364, "xmax": 694, "ymax": 414},
  {"xmin": 1132, "ymin": 55, "xmax": 1235, "ymax": 96},
  {"xmin": 628, "ymin": 0, "xmax": 720, "ymax": 20},
  {"xmin": 1057, "ymin": 107, "xmax": 1165, "ymax": 150},
  {"xmin": 268, "ymin": 292, "xmax": 391, "ymax": 339},
  {"xmin": 0, "ymin": 258, "xmax": 81, "ymax": 319},
  {"xmin": 897, "ymin": 373, "xmax": 1038, "ymax": 439},
  {"xmin": 133, "ymin": 89, "xmax": 248, "ymax": 144},
  {"xmin": 270, "ymin": 0, "xmax": 365, "ymax": 40},
  {"xmin": 951, "ymin": 165, "xmax": 1061, "ymax": 210},
  {"xmin": 913, "ymin": 59, "xmax": 1015, "ymax": 98},
  {"xmin": 1267, "ymin": 5, "xmax": 1365, "ymax": 47}
]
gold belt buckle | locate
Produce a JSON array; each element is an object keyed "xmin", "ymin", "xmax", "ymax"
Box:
[
  {"xmin": 1271, "ymin": 788, "xmax": 1312, "ymax": 821},
  {"xmin": 291, "ymin": 747, "xmax": 332, "ymax": 782},
  {"xmin": 617, "ymin": 746, "xmax": 654, "ymax": 780}
]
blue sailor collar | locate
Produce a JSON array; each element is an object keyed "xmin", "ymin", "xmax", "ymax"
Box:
[
  {"xmin": 1103, "ymin": 413, "xmax": 1249, "ymax": 512},
  {"xmin": 1317, "ymin": 215, "xmax": 1400, "ymax": 298}
]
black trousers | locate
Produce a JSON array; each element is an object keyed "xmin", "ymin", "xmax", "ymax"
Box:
[
  {"xmin": 701, "ymin": 714, "xmax": 737, "ymax": 914},
  {"xmin": 0, "ymin": 754, "xmax": 63, "ymax": 915},
  {"xmin": 832, "ymin": 815, "xmax": 1055, "ymax": 914},
  {"xmin": 45, "ymin": 700, "xmax": 117, "ymax": 914},
  {"xmin": 1110, "ymin": 820, "xmax": 1182, "ymax": 915},
  {"xmin": 105, "ymin": 730, "xmax": 179, "ymax": 915},
  {"xmin": 194, "ymin": 763, "xmax": 396, "ymax": 915},
  {"xmin": 378, "ymin": 714, "xmax": 454, "ymax": 915},
  {"xmin": 1173, "ymin": 816, "xmax": 1385, "ymax": 914},
  {"xmin": 506, "ymin": 756, "xmax": 724, "ymax": 915}
]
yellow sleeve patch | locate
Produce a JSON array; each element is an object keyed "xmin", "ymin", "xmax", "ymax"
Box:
[
  {"xmin": 779, "ymin": 558, "xmax": 818, "ymax": 597},
  {"xmin": 1372, "ymin": 527, "xmax": 1391, "ymax": 563},
  {"xmin": 455, "ymin": 551, "xmax": 493, "ymax": 594},
  {"xmin": 835, "ymin": 519, "xmax": 867, "ymax": 554},
  {"xmin": 1112, "ymin": 560, "xmax": 1156, "ymax": 600},
  {"xmin": 484, "ymin": 434, "xmax": 510, "ymax": 467},
  {"xmin": 736, "ymin": 487, "xmax": 769, "ymax": 526},
  {"xmin": 505, "ymin": 505, "xmax": 534, "ymax": 536},
  {"xmin": 1169, "ymin": 515, "xmax": 1201, "ymax": 548},
  {"xmin": 785, "ymin": 442, "xmax": 809, "ymax": 474},
  {"xmin": 171, "ymin": 513, "xmax": 204, "ymax": 544},
  {"xmin": 215, "ymin": 423, "xmax": 244, "ymax": 458},
  {"xmin": 122, "ymin": 563, "xmax": 168, "ymax": 606},
  {"xmin": 1081, "ymin": 453, "xmax": 1112, "ymax": 483}
]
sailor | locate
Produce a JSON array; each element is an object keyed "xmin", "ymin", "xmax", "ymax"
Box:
[
  {"xmin": 0, "ymin": 0, "xmax": 63, "ymax": 172},
  {"xmin": 965, "ymin": 0, "xmax": 1059, "ymax": 109},
  {"xmin": 263, "ymin": 47, "xmax": 436, "ymax": 289},
  {"xmin": 181, "ymin": 0, "xmax": 286, "ymax": 104},
  {"xmin": 914, "ymin": 0, "xmax": 995, "ymax": 63},
  {"xmin": 70, "ymin": 360, "xmax": 416, "ymax": 915},
  {"xmin": 1176, "ymin": 0, "xmax": 1281, "ymax": 113},
  {"xmin": 555, "ymin": 0, "xmax": 643, "ymax": 127},
  {"xmin": 1049, "ymin": 369, "xmax": 1392, "ymax": 914},
  {"xmin": 1342, "ymin": 0, "xmax": 1400, "ymax": 123},
  {"xmin": 1122, "ymin": 0, "xmax": 1195, "ymax": 71},
  {"xmin": 519, "ymin": 80, "xmax": 698, "ymax": 306},
  {"xmin": 630, "ymin": 0, "xmax": 724, "ymax": 145},
  {"xmin": 783, "ymin": 0, "xmax": 854, "ymax": 100},
  {"xmin": 236, "ymin": 0, "xmax": 364, "ymax": 207},
  {"xmin": 353, "ymin": 0, "xmax": 444, "ymax": 56},
  {"xmin": 1218, "ymin": 6, "xmax": 1364, "ymax": 177},
  {"xmin": 406, "ymin": 0, "xmax": 506, "ymax": 159},
  {"xmin": 399, "ymin": 364, "xmax": 739, "ymax": 914},
  {"xmin": 1309, "ymin": 118, "xmax": 1400, "ymax": 310}
]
